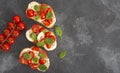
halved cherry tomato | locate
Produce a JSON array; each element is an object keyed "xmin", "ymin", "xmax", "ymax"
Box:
[
  {"xmin": 45, "ymin": 32, "xmax": 51, "ymax": 37},
  {"xmin": 46, "ymin": 44, "xmax": 51, "ymax": 49},
  {"xmin": 39, "ymin": 27, "xmax": 45, "ymax": 32},
  {"xmin": 27, "ymin": 60, "xmax": 32, "ymax": 65},
  {"xmin": 7, "ymin": 22, "xmax": 15, "ymax": 29},
  {"xmin": 0, "ymin": 34, "xmax": 5, "ymax": 43},
  {"xmin": 29, "ymin": 63, "xmax": 39, "ymax": 70},
  {"xmin": 40, "ymin": 13, "xmax": 46, "ymax": 19},
  {"xmin": 32, "ymin": 46, "xmax": 40, "ymax": 52},
  {"xmin": 26, "ymin": 9, "xmax": 35, "ymax": 17},
  {"xmin": 31, "ymin": 24, "xmax": 40, "ymax": 33},
  {"xmin": 19, "ymin": 56, "xmax": 26, "ymax": 64},
  {"xmin": 42, "ymin": 20, "xmax": 51, "ymax": 26},
  {"xmin": 7, "ymin": 36, "xmax": 15, "ymax": 44},
  {"xmin": 39, "ymin": 59, "xmax": 46, "ymax": 64},
  {"xmin": 17, "ymin": 22, "xmax": 26, "ymax": 31},
  {"xmin": 2, "ymin": 42, "xmax": 11, "ymax": 52},
  {"xmin": 12, "ymin": 15, "xmax": 21, "ymax": 23},
  {"xmin": 12, "ymin": 29, "xmax": 20, "ymax": 37},
  {"xmin": 3, "ymin": 28, "xmax": 11, "ymax": 37}
]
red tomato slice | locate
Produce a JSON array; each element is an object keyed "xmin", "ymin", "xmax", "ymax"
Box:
[
  {"xmin": 27, "ymin": 59, "xmax": 32, "ymax": 65},
  {"xmin": 31, "ymin": 24, "xmax": 40, "ymax": 33},
  {"xmin": 19, "ymin": 56, "xmax": 27, "ymax": 64},
  {"xmin": 29, "ymin": 63, "xmax": 39, "ymax": 70},
  {"xmin": 45, "ymin": 32, "xmax": 51, "ymax": 37},
  {"xmin": 46, "ymin": 44, "xmax": 51, "ymax": 49},
  {"xmin": 42, "ymin": 20, "xmax": 50, "ymax": 26},
  {"xmin": 39, "ymin": 27, "xmax": 46, "ymax": 32},
  {"xmin": 39, "ymin": 59, "xmax": 46, "ymax": 65},
  {"xmin": 32, "ymin": 46, "xmax": 40, "ymax": 52}
]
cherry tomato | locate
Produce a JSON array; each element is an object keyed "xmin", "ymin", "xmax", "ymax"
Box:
[
  {"xmin": 46, "ymin": 44, "xmax": 51, "ymax": 49},
  {"xmin": 12, "ymin": 15, "xmax": 21, "ymax": 23},
  {"xmin": 31, "ymin": 46, "xmax": 40, "ymax": 52},
  {"xmin": 7, "ymin": 22, "xmax": 15, "ymax": 29},
  {"xmin": 31, "ymin": 24, "xmax": 40, "ymax": 33},
  {"xmin": 27, "ymin": 60, "xmax": 32, "ymax": 65},
  {"xmin": 42, "ymin": 20, "xmax": 51, "ymax": 26},
  {"xmin": 3, "ymin": 28, "xmax": 11, "ymax": 36},
  {"xmin": 39, "ymin": 27, "xmax": 45, "ymax": 32},
  {"xmin": 29, "ymin": 63, "xmax": 38, "ymax": 70},
  {"xmin": 19, "ymin": 56, "xmax": 25, "ymax": 64},
  {"xmin": 2, "ymin": 42, "xmax": 11, "ymax": 52},
  {"xmin": 40, "ymin": 13, "xmax": 46, "ymax": 19},
  {"xmin": 28, "ymin": 51, "xmax": 34, "ymax": 59},
  {"xmin": 12, "ymin": 29, "xmax": 20, "ymax": 37},
  {"xmin": 45, "ymin": 32, "xmax": 51, "ymax": 37},
  {"xmin": 17, "ymin": 22, "xmax": 26, "ymax": 31},
  {"xmin": 39, "ymin": 59, "xmax": 46, "ymax": 64},
  {"xmin": 26, "ymin": 9, "xmax": 35, "ymax": 17},
  {"xmin": 7, "ymin": 36, "xmax": 15, "ymax": 44},
  {"xmin": 0, "ymin": 34, "xmax": 5, "ymax": 43}
]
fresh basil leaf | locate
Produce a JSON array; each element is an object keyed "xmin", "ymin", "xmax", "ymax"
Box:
[
  {"xmin": 23, "ymin": 53, "xmax": 32, "ymax": 60},
  {"xmin": 35, "ymin": 15, "xmax": 40, "ymax": 20},
  {"xmin": 59, "ymin": 50, "xmax": 67, "ymax": 59},
  {"xmin": 42, "ymin": 6, "xmax": 47, "ymax": 10},
  {"xmin": 39, "ymin": 52, "xmax": 45, "ymax": 58},
  {"xmin": 36, "ymin": 42, "xmax": 45, "ymax": 47},
  {"xmin": 32, "ymin": 57, "xmax": 39, "ymax": 63},
  {"xmin": 45, "ymin": 38, "xmax": 53, "ymax": 44},
  {"xmin": 46, "ymin": 12, "xmax": 53, "ymax": 19},
  {"xmin": 54, "ymin": 26, "xmax": 62, "ymax": 39},
  {"xmin": 43, "ymin": 30, "xmax": 47, "ymax": 33},
  {"xmin": 34, "ymin": 5, "xmax": 40, "ymax": 11},
  {"xmin": 38, "ymin": 65, "xmax": 47, "ymax": 71},
  {"xmin": 30, "ymin": 33, "xmax": 37, "ymax": 40}
]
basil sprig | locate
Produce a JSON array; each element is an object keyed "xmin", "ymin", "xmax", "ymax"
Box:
[
  {"xmin": 46, "ymin": 11, "xmax": 53, "ymax": 19},
  {"xmin": 45, "ymin": 38, "xmax": 53, "ymax": 44},
  {"xmin": 38, "ymin": 65, "xmax": 47, "ymax": 71},
  {"xmin": 23, "ymin": 53, "xmax": 32, "ymax": 60},
  {"xmin": 30, "ymin": 33, "xmax": 37, "ymax": 40},
  {"xmin": 32, "ymin": 57, "xmax": 39, "ymax": 63},
  {"xmin": 36, "ymin": 42, "xmax": 45, "ymax": 47},
  {"xmin": 39, "ymin": 52, "xmax": 46, "ymax": 58},
  {"xmin": 34, "ymin": 5, "xmax": 40, "ymax": 11}
]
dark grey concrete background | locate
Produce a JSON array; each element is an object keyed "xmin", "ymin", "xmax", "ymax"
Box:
[{"xmin": 0, "ymin": 0, "xmax": 120, "ymax": 73}]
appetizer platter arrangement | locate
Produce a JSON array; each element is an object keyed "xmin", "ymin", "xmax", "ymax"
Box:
[{"xmin": 0, "ymin": 1, "xmax": 65, "ymax": 72}]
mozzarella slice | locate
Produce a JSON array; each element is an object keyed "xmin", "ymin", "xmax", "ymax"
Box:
[
  {"xmin": 37, "ymin": 32, "xmax": 45, "ymax": 41},
  {"xmin": 26, "ymin": 29, "xmax": 34, "ymax": 42},
  {"xmin": 28, "ymin": 1, "xmax": 40, "ymax": 11}
]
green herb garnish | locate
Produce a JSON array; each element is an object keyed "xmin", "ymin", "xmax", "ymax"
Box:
[
  {"xmin": 30, "ymin": 33, "xmax": 37, "ymax": 40},
  {"xmin": 38, "ymin": 65, "xmax": 47, "ymax": 71},
  {"xmin": 35, "ymin": 15, "xmax": 40, "ymax": 20},
  {"xmin": 23, "ymin": 53, "xmax": 32, "ymax": 60},
  {"xmin": 43, "ymin": 30, "xmax": 47, "ymax": 33},
  {"xmin": 36, "ymin": 42, "xmax": 45, "ymax": 47},
  {"xmin": 45, "ymin": 38, "xmax": 53, "ymax": 44},
  {"xmin": 34, "ymin": 5, "xmax": 40, "ymax": 11},
  {"xmin": 46, "ymin": 11, "xmax": 53, "ymax": 19},
  {"xmin": 59, "ymin": 50, "xmax": 67, "ymax": 59},
  {"xmin": 39, "ymin": 52, "xmax": 45, "ymax": 58},
  {"xmin": 54, "ymin": 26, "xmax": 62, "ymax": 39},
  {"xmin": 42, "ymin": 6, "xmax": 47, "ymax": 10},
  {"xmin": 32, "ymin": 57, "xmax": 39, "ymax": 63}
]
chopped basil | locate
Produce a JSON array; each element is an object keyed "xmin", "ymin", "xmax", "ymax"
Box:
[
  {"xmin": 46, "ymin": 11, "xmax": 53, "ymax": 19},
  {"xmin": 32, "ymin": 57, "xmax": 39, "ymax": 63},
  {"xmin": 54, "ymin": 26, "xmax": 62, "ymax": 39},
  {"xmin": 42, "ymin": 6, "xmax": 47, "ymax": 10},
  {"xmin": 35, "ymin": 15, "xmax": 40, "ymax": 20},
  {"xmin": 39, "ymin": 52, "xmax": 45, "ymax": 58},
  {"xmin": 59, "ymin": 50, "xmax": 67, "ymax": 59},
  {"xmin": 45, "ymin": 38, "xmax": 53, "ymax": 44},
  {"xmin": 38, "ymin": 65, "xmax": 47, "ymax": 71},
  {"xmin": 30, "ymin": 33, "xmax": 37, "ymax": 40},
  {"xmin": 34, "ymin": 5, "xmax": 40, "ymax": 11},
  {"xmin": 43, "ymin": 30, "xmax": 47, "ymax": 33},
  {"xmin": 36, "ymin": 42, "xmax": 45, "ymax": 47},
  {"xmin": 23, "ymin": 53, "xmax": 32, "ymax": 60}
]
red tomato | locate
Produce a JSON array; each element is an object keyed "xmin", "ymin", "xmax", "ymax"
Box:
[
  {"xmin": 40, "ymin": 13, "xmax": 46, "ymax": 19},
  {"xmin": 19, "ymin": 56, "xmax": 25, "ymax": 64},
  {"xmin": 7, "ymin": 36, "xmax": 15, "ymax": 44},
  {"xmin": 45, "ymin": 32, "xmax": 51, "ymax": 37},
  {"xmin": 12, "ymin": 29, "xmax": 20, "ymax": 37},
  {"xmin": 8, "ymin": 22, "xmax": 15, "ymax": 29},
  {"xmin": 39, "ymin": 59, "xmax": 46, "ymax": 64},
  {"xmin": 31, "ymin": 24, "xmax": 40, "ymax": 33},
  {"xmin": 46, "ymin": 44, "xmax": 51, "ymax": 49},
  {"xmin": 2, "ymin": 42, "xmax": 11, "ymax": 52},
  {"xmin": 12, "ymin": 15, "xmax": 21, "ymax": 23},
  {"xmin": 17, "ymin": 22, "xmax": 26, "ymax": 31},
  {"xmin": 29, "ymin": 63, "xmax": 38, "ymax": 70},
  {"xmin": 26, "ymin": 9, "xmax": 35, "ymax": 17},
  {"xmin": 0, "ymin": 34, "xmax": 5, "ymax": 43},
  {"xmin": 3, "ymin": 28, "xmax": 11, "ymax": 36},
  {"xmin": 27, "ymin": 60, "xmax": 32, "ymax": 65},
  {"xmin": 42, "ymin": 20, "xmax": 51, "ymax": 26},
  {"xmin": 31, "ymin": 46, "xmax": 40, "ymax": 52},
  {"xmin": 39, "ymin": 27, "xmax": 45, "ymax": 32},
  {"xmin": 28, "ymin": 51, "xmax": 34, "ymax": 59}
]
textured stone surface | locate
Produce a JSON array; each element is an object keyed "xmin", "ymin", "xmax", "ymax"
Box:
[{"xmin": 0, "ymin": 0, "xmax": 120, "ymax": 73}]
